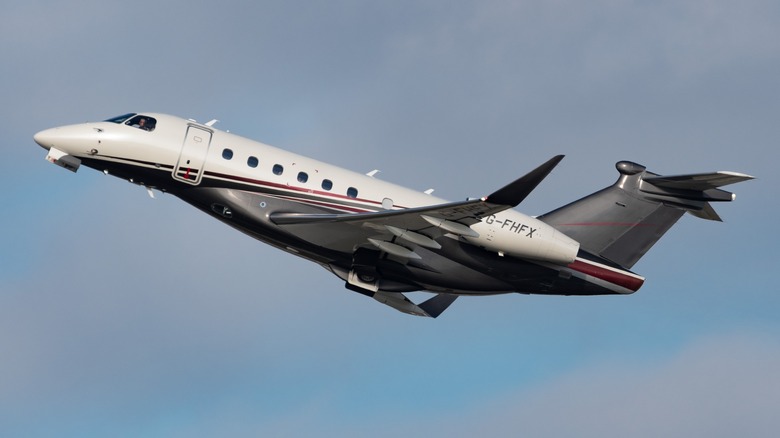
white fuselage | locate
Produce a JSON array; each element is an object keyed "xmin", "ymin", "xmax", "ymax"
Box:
[{"xmin": 35, "ymin": 113, "xmax": 578, "ymax": 266}]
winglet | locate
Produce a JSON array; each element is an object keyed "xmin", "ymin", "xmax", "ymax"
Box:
[
  {"xmin": 485, "ymin": 155, "xmax": 564, "ymax": 207},
  {"xmin": 366, "ymin": 290, "xmax": 458, "ymax": 318},
  {"xmin": 362, "ymin": 290, "xmax": 458, "ymax": 318},
  {"xmin": 418, "ymin": 293, "xmax": 458, "ymax": 318}
]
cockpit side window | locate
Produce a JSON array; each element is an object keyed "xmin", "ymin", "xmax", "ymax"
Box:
[
  {"xmin": 104, "ymin": 113, "xmax": 136, "ymax": 124},
  {"xmin": 125, "ymin": 115, "xmax": 157, "ymax": 132}
]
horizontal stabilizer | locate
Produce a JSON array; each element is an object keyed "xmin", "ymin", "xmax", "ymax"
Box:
[
  {"xmin": 644, "ymin": 171, "xmax": 754, "ymax": 191},
  {"xmin": 639, "ymin": 170, "xmax": 754, "ymax": 212}
]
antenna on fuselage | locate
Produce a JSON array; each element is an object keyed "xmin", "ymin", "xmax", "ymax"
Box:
[
  {"xmin": 366, "ymin": 169, "xmax": 381, "ymax": 177},
  {"xmin": 205, "ymin": 119, "xmax": 219, "ymax": 127}
]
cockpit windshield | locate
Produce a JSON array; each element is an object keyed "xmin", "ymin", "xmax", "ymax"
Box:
[
  {"xmin": 105, "ymin": 113, "xmax": 136, "ymax": 123},
  {"xmin": 104, "ymin": 113, "xmax": 157, "ymax": 132}
]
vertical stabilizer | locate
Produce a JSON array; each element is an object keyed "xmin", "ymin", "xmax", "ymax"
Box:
[{"xmin": 538, "ymin": 161, "xmax": 752, "ymax": 269}]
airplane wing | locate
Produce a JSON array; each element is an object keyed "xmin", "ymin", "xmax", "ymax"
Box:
[
  {"xmin": 272, "ymin": 154, "xmax": 563, "ymax": 225},
  {"xmin": 269, "ymin": 195, "xmax": 489, "ymax": 255},
  {"xmin": 269, "ymin": 155, "xmax": 564, "ymax": 254},
  {"xmin": 270, "ymin": 198, "xmax": 487, "ymax": 256},
  {"xmin": 272, "ymin": 198, "xmax": 487, "ymax": 228},
  {"xmin": 269, "ymin": 155, "xmax": 563, "ymax": 318}
]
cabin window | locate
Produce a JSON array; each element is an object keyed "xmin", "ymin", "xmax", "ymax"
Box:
[
  {"xmin": 297, "ymin": 172, "xmax": 308, "ymax": 183},
  {"xmin": 321, "ymin": 179, "xmax": 333, "ymax": 191},
  {"xmin": 247, "ymin": 156, "xmax": 258, "ymax": 168},
  {"xmin": 222, "ymin": 148, "xmax": 233, "ymax": 160},
  {"xmin": 273, "ymin": 164, "xmax": 284, "ymax": 175},
  {"xmin": 347, "ymin": 187, "xmax": 358, "ymax": 198},
  {"xmin": 127, "ymin": 115, "xmax": 156, "ymax": 131}
]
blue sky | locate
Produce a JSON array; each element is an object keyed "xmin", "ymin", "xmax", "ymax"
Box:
[{"xmin": 2, "ymin": 1, "xmax": 779, "ymax": 436}]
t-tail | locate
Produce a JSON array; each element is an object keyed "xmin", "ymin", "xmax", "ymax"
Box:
[{"xmin": 538, "ymin": 161, "xmax": 754, "ymax": 270}]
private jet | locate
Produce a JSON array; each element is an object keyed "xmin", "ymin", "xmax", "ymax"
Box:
[{"xmin": 34, "ymin": 113, "xmax": 753, "ymax": 317}]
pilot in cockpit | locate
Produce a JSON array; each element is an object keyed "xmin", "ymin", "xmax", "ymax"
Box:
[{"xmin": 132, "ymin": 118, "xmax": 151, "ymax": 131}]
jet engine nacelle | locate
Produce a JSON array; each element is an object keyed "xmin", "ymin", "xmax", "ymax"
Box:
[{"xmin": 466, "ymin": 211, "xmax": 579, "ymax": 265}]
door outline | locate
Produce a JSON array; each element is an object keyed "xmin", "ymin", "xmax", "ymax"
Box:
[{"xmin": 173, "ymin": 124, "xmax": 213, "ymax": 185}]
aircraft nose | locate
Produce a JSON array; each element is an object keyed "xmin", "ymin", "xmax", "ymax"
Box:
[
  {"xmin": 33, "ymin": 123, "xmax": 98, "ymax": 155},
  {"xmin": 34, "ymin": 128, "xmax": 57, "ymax": 150}
]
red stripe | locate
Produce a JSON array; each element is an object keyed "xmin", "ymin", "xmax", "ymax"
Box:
[
  {"xmin": 203, "ymin": 171, "xmax": 410, "ymax": 213},
  {"xmin": 206, "ymin": 171, "xmax": 381, "ymax": 204},
  {"xmin": 568, "ymin": 260, "xmax": 644, "ymax": 292}
]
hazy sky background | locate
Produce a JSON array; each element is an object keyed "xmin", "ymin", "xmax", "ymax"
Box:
[{"xmin": 2, "ymin": 1, "xmax": 778, "ymax": 436}]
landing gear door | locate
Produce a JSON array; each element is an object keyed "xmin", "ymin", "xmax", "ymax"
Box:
[{"xmin": 173, "ymin": 124, "xmax": 212, "ymax": 185}]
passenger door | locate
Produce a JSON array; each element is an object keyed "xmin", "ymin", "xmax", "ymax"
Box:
[{"xmin": 173, "ymin": 124, "xmax": 212, "ymax": 185}]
